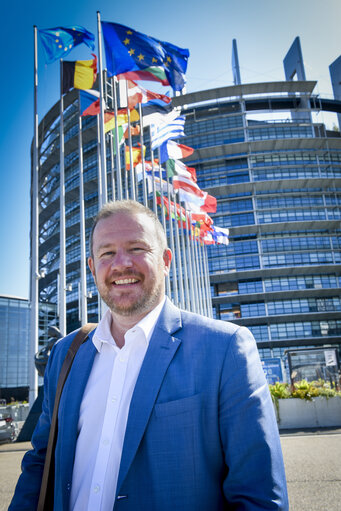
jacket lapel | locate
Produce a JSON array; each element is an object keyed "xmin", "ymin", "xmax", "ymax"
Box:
[{"xmin": 116, "ymin": 299, "xmax": 182, "ymax": 494}]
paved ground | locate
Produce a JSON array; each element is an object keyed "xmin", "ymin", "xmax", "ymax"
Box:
[{"xmin": 1, "ymin": 429, "xmax": 341, "ymax": 510}]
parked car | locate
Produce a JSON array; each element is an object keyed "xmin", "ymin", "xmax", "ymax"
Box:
[{"xmin": 0, "ymin": 413, "xmax": 17, "ymax": 443}]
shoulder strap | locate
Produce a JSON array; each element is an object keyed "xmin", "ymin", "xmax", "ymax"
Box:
[{"xmin": 37, "ymin": 323, "xmax": 97, "ymax": 511}]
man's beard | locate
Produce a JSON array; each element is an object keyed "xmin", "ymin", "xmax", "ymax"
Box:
[{"xmin": 95, "ymin": 273, "xmax": 164, "ymax": 317}]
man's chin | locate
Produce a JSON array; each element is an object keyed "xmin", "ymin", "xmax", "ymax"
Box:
[
  {"xmin": 103, "ymin": 297, "xmax": 147, "ymax": 317},
  {"xmin": 102, "ymin": 293, "xmax": 161, "ymax": 318}
]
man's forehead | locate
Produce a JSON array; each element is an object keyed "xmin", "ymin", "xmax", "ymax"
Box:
[
  {"xmin": 93, "ymin": 211, "xmax": 155, "ymax": 240},
  {"xmin": 95, "ymin": 211, "xmax": 151, "ymax": 229}
]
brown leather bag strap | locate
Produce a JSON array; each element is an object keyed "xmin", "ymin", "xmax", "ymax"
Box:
[{"xmin": 37, "ymin": 323, "xmax": 97, "ymax": 511}]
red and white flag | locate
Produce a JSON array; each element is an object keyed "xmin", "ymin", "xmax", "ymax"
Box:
[{"xmin": 124, "ymin": 80, "xmax": 171, "ymax": 109}]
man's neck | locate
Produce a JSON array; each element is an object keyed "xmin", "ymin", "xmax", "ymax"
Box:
[
  {"xmin": 109, "ymin": 304, "xmax": 162, "ymax": 349},
  {"xmin": 109, "ymin": 313, "xmax": 143, "ymax": 349}
]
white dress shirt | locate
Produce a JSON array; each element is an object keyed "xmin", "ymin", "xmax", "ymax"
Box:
[{"xmin": 70, "ymin": 298, "xmax": 165, "ymax": 511}]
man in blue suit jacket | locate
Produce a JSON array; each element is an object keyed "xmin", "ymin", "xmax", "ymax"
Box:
[{"xmin": 10, "ymin": 200, "xmax": 288, "ymax": 510}]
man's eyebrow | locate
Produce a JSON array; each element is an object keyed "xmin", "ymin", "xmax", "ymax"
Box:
[{"xmin": 96, "ymin": 243, "xmax": 115, "ymax": 252}]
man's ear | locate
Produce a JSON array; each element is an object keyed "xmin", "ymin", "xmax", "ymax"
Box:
[
  {"xmin": 88, "ymin": 257, "xmax": 95, "ymax": 278},
  {"xmin": 163, "ymin": 248, "xmax": 172, "ymax": 275}
]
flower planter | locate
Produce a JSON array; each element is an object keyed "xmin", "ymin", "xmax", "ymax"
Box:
[{"xmin": 275, "ymin": 396, "xmax": 341, "ymax": 429}]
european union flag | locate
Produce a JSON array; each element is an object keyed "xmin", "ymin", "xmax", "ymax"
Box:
[
  {"xmin": 39, "ymin": 26, "xmax": 95, "ymax": 64},
  {"xmin": 101, "ymin": 21, "xmax": 189, "ymax": 91}
]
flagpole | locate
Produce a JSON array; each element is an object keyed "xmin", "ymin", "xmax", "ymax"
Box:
[
  {"xmin": 171, "ymin": 190, "xmax": 185, "ymax": 309},
  {"xmin": 59, "ymin": 60, "xmax": 67, "ymax": 337},
  {"xmin": 97, "ymin": 11, "xmax": 107, "ymax": 207},
  {"xmin": 156, "ymin": 147, "xmax": 171, "ymax": 298},
  {"xmin": 185, "ymin": 211, "xmax": 196, "ymax": 312},
  {"xmin": 188, "ymin": 213, "xmax": 199, "ymax": 313},
  {"xmin": 96, "ymin": 116, "xmax": 103, "ymax": 209},
  {"xmin": 29, "ymin": 25, "xmax": 39, "ymax": 407},
  {"xmin": 112, "ymin": 76, "xmax": 123, "ymax": 200},
  {"xmin": 166, "ymin": 177, "xmax": 179, "ymax": 306},
  {"xmin": 108, "ymin": 126, "xmax": 116, "ymax": 201},
  {"xmin": 198, "ymin": 238, "xmax": 207, "ymax": 316},
  {"xmin": 203, "ymin": 243, "xmax": 213, "ymax": 318},
  {"xmin": 123, "ymin": 141, "xmax": 129, "ymax": 199},
  {"xmin": 193, "ymin": 232, "xmax": 203, "ymax": 315},
  {"xmin": 172, "ymin": 194, "xmax": 187, "ymax": 310},
  {"xmin": 124, "ymin": 80, "xmax": 136, "ymax": 201},
  {"xmin": 78, "ymin": 92, "xmax": 88, "ymax": 325},
  {"xmin": 138, "ymin": 103, "xmax": 147, "ymax": 206},
  {"xmin": 149, "ymin": 126, "xmax": 158, "ymax": 212},
  {"xmin": 178, "ymin": 201, "xmax": 190, "ymax": 310}
]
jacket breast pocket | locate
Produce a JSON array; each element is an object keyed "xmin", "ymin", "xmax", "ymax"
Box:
[{"xmin": 154, "ymin": 393, "xmax": 201, "ymax": 418}]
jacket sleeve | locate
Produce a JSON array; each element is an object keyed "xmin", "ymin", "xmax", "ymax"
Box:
[
  {"xmin": 219, "ymin": 326, "xmax": 289, "ymax": 510},
  {"xmin": 8, "ymin": 343, "xmax": 59, "ymax": 511}
]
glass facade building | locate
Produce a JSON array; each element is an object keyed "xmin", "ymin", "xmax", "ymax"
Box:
[
  {"xmin": 0, "ymin": 295, "xmax": 57, "ymax": 400},
  {"xmin": 172, "ymin": 80, "xmax": 341, "ymax": 362},
  {"xmin": 33, "ymin": 42, "xmax": 341, "ymax": 369}
]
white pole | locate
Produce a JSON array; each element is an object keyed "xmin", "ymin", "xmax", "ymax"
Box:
[
  {"xmin": 166, "ymin": 178, "xmax": 179, "ymax": 306},
  {"xmin": 138, "ymin": 103, "xmax": 148, "ymax": 206},
  {"xmin": 203, "ymin": 244, "xmax": 213, "ymax": 317},
  {"xmin": 124, "ymin": 80, "xmax": 136, "ymax": 201},
  {"xmin": 29, "ymin": 26, "xmax": 39, "ymax": 407},
  {"xmin": 156, "ymin": 146, "xmax": 171, "ymax": 297},
  {"xmin": 177, "ymin": 200, "xmax": 190, "ymax": 310},
  {"xmin": 78, "ymin": 93, "xmax": 88, "ymax": 325},
  {"xmin": 172, "ymin": 195, "xmax": 185, "ymax": 309},
  {"xmin": 59, "ymin": 60, "xmax": 67, "ymax": 337},
  {"xmin": 112, "ymin": 76, "xmax": 123, "ymax": 200},
  {"xmin": 185, "ymin": 211, "xmax": 196, "ymax": 312},
  {"xmin": 97, "ymin": 11, "xmax": 107, "ymax": 207}
]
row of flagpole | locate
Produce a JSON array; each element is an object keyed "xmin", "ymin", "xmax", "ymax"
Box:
[
  {"xmin": 30, "ymin": 14, "xmax": 227, "ymax": 406},
  {"xmin": 95, "ymin": 72, "xmax": 214, "ymax": 319}
]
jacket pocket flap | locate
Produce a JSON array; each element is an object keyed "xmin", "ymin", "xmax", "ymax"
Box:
[{"xmin": 154, "ymin": 393, "xmax": 201, "ymax": 418}]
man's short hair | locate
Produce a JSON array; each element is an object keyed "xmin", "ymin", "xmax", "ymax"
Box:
[{"xmin": 89, "ymin": 200, "xmax": 168, "ymax": 259}]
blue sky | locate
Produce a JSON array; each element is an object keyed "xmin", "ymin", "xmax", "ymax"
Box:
[{"xmin": 0, "ymin": 0, "xmax": 340, "ymax": 299}]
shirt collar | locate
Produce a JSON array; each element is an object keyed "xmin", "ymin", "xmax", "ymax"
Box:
[{"xmin": 92, "ymin": 297, "xmax": 166, "ymax": 352}]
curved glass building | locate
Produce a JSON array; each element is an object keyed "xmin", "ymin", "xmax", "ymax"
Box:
[
  {"xmin": 33, "ymin": 38, "xmax": 341, "ymax": 369},
  {"xmin": 172, "ymin": 80, "xmax": 341, "ymax": 363}
]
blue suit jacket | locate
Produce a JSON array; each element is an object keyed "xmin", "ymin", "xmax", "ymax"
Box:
[{"xmin": 10, "ymin": 299, "xmax": 288, "ymax": 510}]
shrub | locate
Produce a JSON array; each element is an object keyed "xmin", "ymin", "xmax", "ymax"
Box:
[{"xmin": 269, "ymin": 379, "xmax": 341, "ymax": 403}]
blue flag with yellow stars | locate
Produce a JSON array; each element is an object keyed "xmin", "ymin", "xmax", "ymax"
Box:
[
  {"xmin": 38, "ymin": 26, "xmax": 95, "ymax": 64},
  {"xmin": 101, "ymin": 21, "xmax": 189, "ymax": 91}
]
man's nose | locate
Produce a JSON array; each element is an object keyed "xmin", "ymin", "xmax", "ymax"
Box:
[{"xmin": 111, "ymin": 250, "xmax": 133, "ymax": 269}]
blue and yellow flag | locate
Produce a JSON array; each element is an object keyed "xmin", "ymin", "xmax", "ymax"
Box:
[
  {"xmin": 101, "ymin": 21, "xmax": 189, "ymax": 91},
  {"xmin": 39, "ymin": 26, "xmax": 95, "ymax": 64}
]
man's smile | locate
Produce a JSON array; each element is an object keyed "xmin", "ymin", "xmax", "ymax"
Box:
[{"xmin": 113, "ymin": 278, "xmax": 139, "ymax": 285}]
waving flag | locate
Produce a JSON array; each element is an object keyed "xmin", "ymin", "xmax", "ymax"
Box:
[
  {"xmin": 212, "ymin": 226, "xmax": 229, "ymax": 245},
  {"xmin": 101, "ymin": 21, "xmax": 189, "ymax": 91},
  {"xmin": 157, "ymin": 195, "xmax": 187, "ymax": 225},
  {"xmin": 79, "ymin": 89, "xmax": 100, "ymax": 115},
  {"xmin": 181, "ymin": 191, "xmax": 217, "ymax": 213},
  {"xmin": 126, "ymin": 80, "xmax": 171, "ymax": 109},
  {"xmin": 151, "ymin": 116, "xmax": 185, "ymax": 150},
  {"xmin": 173, "ymin": 175, "xmax": 205, "ymax": 198},
  {"xmin": 160, "ymin": 140, "xmax": 194, "ymax": 163},
  {"xmin": 39, "ymin": 26, "xmax": 95, "ymax": 64},
  {"xmin": 104, "ymin": 109, "xmax": 139, "ymax": 133},
  {"xmin": 125, "ymin": 144, "xmax": 145, "ymax": 170},
  {"xmin": 135, "ymin": 161, "xmax": 163, "ymax": 181},
  {"xmin": 62, "ymin": 54, "xmax": 97, "ymax": 94},
  {"xmin": 117, "ymin": 66, "xmax": 170, "ymax": 86},
  {"xmin": 191, "ymin": 212, "xmax": 214, "ymax": 232},
  {"xmin": 166, "ymin": 159, "xmax": 195, "ymax": 181},
  {"xmin": 142, "ymin": 104, "xmax": 180, "ymax": 128}
]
